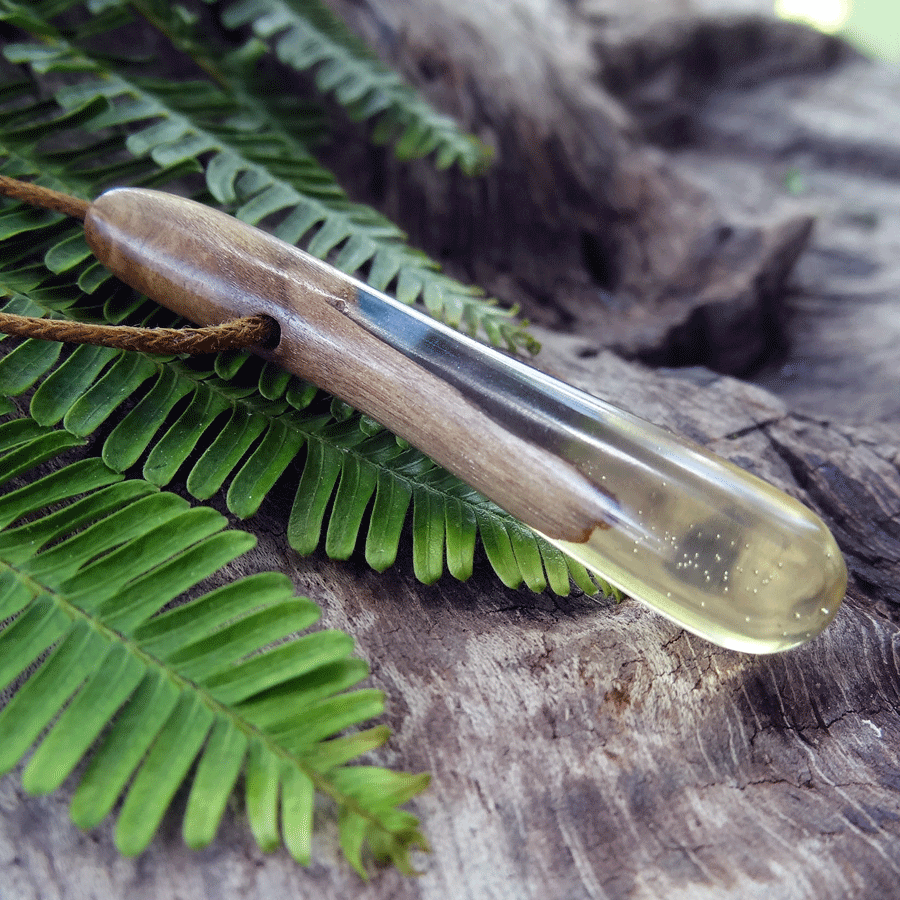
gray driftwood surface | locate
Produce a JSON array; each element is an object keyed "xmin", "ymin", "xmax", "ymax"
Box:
[{"xmin": 3, "ymin": 1, "xmax": 900, "ymax": 898}]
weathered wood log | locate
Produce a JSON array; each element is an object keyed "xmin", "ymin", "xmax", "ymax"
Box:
[
  {"xmin": 325, "ymin": 0, "xmax": 851, "ymax": 377},
  {"xmin": 3, "ymin": 2, "xmax": 900, "ymax": 899},
  {"xmin": 4, "ymin": 340, "xmax": 899, "ymax": 900},
  {"xmin": 329, "ymin": 0, "xmax": 900, "ymax": 414}
]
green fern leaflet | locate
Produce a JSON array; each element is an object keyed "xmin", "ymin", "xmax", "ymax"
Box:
[
  {"xmin": 0, "ymin": 0, "xmax": 621, "ymax": 879},
  {"xmin": 0, "ymin": 0, "xmax": 524, "ymax": 347},
  {"xmin": 0, "ymin": 415, "xmax": 428, "ymax": 874},
  {"xmin": 217, "ymin": 0, "xmax": 494, "ymax": 173}
]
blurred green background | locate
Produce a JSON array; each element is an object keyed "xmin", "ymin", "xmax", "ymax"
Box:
[{"xmin": 775, "ymin": 0, "xmax": 899, "ymax": 61}]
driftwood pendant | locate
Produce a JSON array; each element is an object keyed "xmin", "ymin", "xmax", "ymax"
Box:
[{"xmin": 83, "ymin": 188, "xmax": 847, "ymax": 654}]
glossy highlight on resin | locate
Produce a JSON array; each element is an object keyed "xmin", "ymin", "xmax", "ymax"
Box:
[
  {"xmin": 83, "ymin": 188, "xmax": 848, "ymax": 653},
  {"xmin": 353, "ymin": 286, "xmax": 847, "ymax": 653}
]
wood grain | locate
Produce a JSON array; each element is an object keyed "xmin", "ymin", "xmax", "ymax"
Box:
[{"xmin": 85, "ymin": 188, "xmax": 612, "ymax": 541}]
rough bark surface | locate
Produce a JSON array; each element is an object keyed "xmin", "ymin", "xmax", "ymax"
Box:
[
  {"xmin": 3, "ymin": 2, "xmax": 900, "ymax": 899},
  {"xmin": 327, "ymin": 0, "xmax": 900, "ymax": 409}
]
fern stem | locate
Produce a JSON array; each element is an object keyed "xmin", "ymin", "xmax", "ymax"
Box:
[{"xmin": 128, "ymin": 0, "xmax": 233, "ymax": 93}]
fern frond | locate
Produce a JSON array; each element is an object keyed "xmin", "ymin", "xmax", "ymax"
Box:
[
  {"xmin": 119, "ymin": 0, "xmax": 489, "ymax": 177},
  {"xmin": 0, "ymin": 415, "xmax": 428, "ymax": 872},
  {"xmin": 0, "ymin": 69, "xmax": 611, "ymax": 597},
  {"xmin": 215, "ymin": 0, "xmax": 493, "ymax": 174},
  {"xmin": 0, "ymin": 1, "xmax": 620, "ymax": 882},
  {"xmin": 1, "ymin": 0, "xmax": 530, "ymax": 350},
  {"xmin": 0, "ymin": 292, "xmax": 612, "ymax": 598}
]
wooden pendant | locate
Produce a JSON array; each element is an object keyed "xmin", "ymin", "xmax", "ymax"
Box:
[{"xmin": 84, "ymin": 188, "xmax": 847, "ymax": 653}]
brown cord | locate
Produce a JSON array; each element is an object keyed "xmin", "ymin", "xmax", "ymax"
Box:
[
  {"xmin": 0, "ymin": 312, "xmax": 278, "ymax": 354},
  {"xmin": 0, "ymin": 175, "xmax": 90, "ymax": 221},
  {"xmin": 0, "ymin": 175, "xmax": 280, "ymax": 354}
]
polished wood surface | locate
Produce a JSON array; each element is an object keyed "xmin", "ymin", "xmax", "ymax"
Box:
[{"xmin": 85, "ymin": 189, "xmax": 610, "ymax": 543}]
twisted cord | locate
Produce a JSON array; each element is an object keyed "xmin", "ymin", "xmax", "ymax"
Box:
[
  {"xmin": 0, "ymin": 312, "xmax": 278, "ymax": 354},
  {"xmin": 0, "ymin": 176, "xmax": 279, "ymax": 354},
  {"xmin": 0, "ymin": 174, "xmax": 90, "ymax": 221}
]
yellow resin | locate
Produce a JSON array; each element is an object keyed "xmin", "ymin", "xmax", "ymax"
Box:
[
  {"xmin": 355, "ymin": 286, "xmax": 849, "ymax": 654},
  {"xmin": 543, "ymin": 452, "xmax": 846, "ymax": 653}
]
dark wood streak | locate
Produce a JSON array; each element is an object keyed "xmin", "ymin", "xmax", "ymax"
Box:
[
  {"xmin": 84, "ymin": 188, "xmax": 613, "ymax": 542},
  {"xmin": 345, "ymin": 289, "xmax": 619, "ymax": 530}
]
